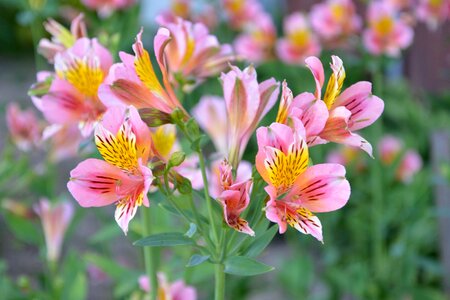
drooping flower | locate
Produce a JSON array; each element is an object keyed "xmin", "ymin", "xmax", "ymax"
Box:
[
  {"xmin": 222, "ymin": 0, "xmax": 264, "ymax": 30},
  {"xmin": 38, "ymin": 14, "xmax": 87, "ymax": 63},
  {"xmin": 255, "ymin": 122, "xmax": 350, "ymax": 242},
  {"xmin": 310, "ymin": 0, "xmax": 361, "ymax": 46},
  {"xmin": 34, "ymin": 199, "xmax": 74, "ymax": 262},
  {"xmin": 155, "ymin": 16, "xmax": 234, "ymax": 90},
  {"xmin": 416, "ymin": 0, "xmax": 450, "ymax": 30},
  {"xmin": 81, "ymin": 0, "xmax": 136, "ymax": 18},
  {"xmin": 299, "ymin": 55, "xmax": 385, "ymax": 156},
  {"xmin": 221, "ymin": 65, "xmax": 279, "ymax": 169},
  {"xmin": 99, "ymin": 29, "xmax": 186, "ymax": 116},
  {"xmin": 363, "ymin": 1, "xmax": 414, "ymax": 56},
  {"xmin": 234, "ymin": 11, "xmax": 277, "ymax": 63},
  {"xmin": 34, "ymin": 37, "xmax": 113, "ymax": 137},
  {"xmin": 209, "ymin": 159, "xmax": 252, "ymax": 198},
  {"xmin": 6, "ymin": 103, "xmax": 42, "ymax": 151},
  {"xmin": 67, "ymin": 106, "xmax": 154, "ymax": 234},
  {"xmin": 139, "ymin": 273, "xmax": 197, "ymax": 300},
  {"xmin": 276, "ymin": 12, "xmax": 321, "ymax": 65},
  {"xmin": 216, "ymin": 159, "xmax": 254, "ymax": 236}
]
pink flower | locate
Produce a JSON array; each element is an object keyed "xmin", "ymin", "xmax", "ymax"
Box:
[
  {"xmin": 43, "ymin": 124, "xmax": 84, "ymax": 162},
  {"xmin": 416, "ymin": 0, "xmax": 450, "ymax": 30},
  {"xmin": 222, "ymin": 0, "xmax": 264, "ymax": 30},
  {"xmin": 385, "ymin": 0, "xmax": 412, "ymax": 10},
  {"xmin": 67, "ymin": 106, "xmax": 154, "ymax": 234},
  {"xmin": 34, "ymin": 38, "xmax": 113, "ymax": 137},
  {"xmin": 99, "ymin": 29, "xmax": 186, "ymax": 116},
  {"xmin": 81, "ymin": 0, "xmax": 136, "ymax": 17},
  {"xmin": 221, "ymin": 65, "xmax": 279, "ymax": 169},
  {"xmin": 38, "ymin": 14, "xmax": 87, "ymax": 63},
  {"xmin": 34, "ymin": 199, "xmax": 74, "ymax": 262},
  {"xmin": 255, "ymin": 122, "xmax": 350, "ymax": 242},
  {"xmin": 217, "ymin": 160, "xmax": 254, "ymax": 236},
  {"xmin": 397, "ymin": 150, "xmax": 422, "ymax": 183},
  {"xmin": 234, "ymin": 12, "xmax": 277, "ymax": 63},
  {"xmin": 378, "ymin": 135, "xmax": 403, "ymax": 164},
  {"xmin": 6, "ymin": 103, "xmax": 42, "ymax": 151},
  {"xmin": 363, "ymin": 1, "xmax": 414, "ymax": 56},
  {"xmin": 155, "ymin": 16, "xmax": 234, "ymax": 90},
  {"xmin": 299, "ymin": 56, "xmax": 384, "ymax": 156},
  {"xmin": 209, "ymin": 159, "xmax": 252, "ymax": 198},
  {"xmin": 139, "ymin": 273, "xmax": 197, "ymax": 300},
  {"xmin": 276, "ymin": 13, "xmax": 321, "ymax": 65},
  {"xmin": 310, "ymin": 0, "xmax": 361, "ymax": 46}
]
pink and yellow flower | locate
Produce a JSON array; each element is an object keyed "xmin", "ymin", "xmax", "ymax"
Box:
[
  {"xmin": 256, "ymin": 123, "xmax": 350, "ymax": 242},
  {"xmin": 99, "ymin": 29, "xmax": 186, "ymax": 116},
  {"xmin": 6, "ymin": 103, "xmax": 42, "ymax": 151},
  {"xmin": 38, "ymin": 14, "xmax": 87, "ymax": 63},
  {"xmin": 34, "ymin": 37, "xmax": 112, "ymax": 137},
  {"xmin": 221, "ymin": 65, "xmax": 279, "ymax": 169},
  {"xmin": 416, "ymin": 0, "xmax": 450, "ymax": 30},
  {"xmin": 67, "ymin": 106, "xmax": 154, "ymax": 234},
  {"xmin": 310, "ymin": 0, "xmax": 361, "ymax": 46},
  {"xmin": 81, "ymin": 0, "xmax": 136, "ymax": 18},
  {"xmin": 34, "ymin": 199, "xmax": 74, "ymax": 262},
  {"xmin": 222, "ymin": 0, "xmax": 264, "ymax": 30},
  {"xmin": 139, "ymin": 273, "xmax": 197, "ymax": 300},
  {"xmin": 216, "ymin": 159, "xmax": 254, "ymax": 236},
  {"xmin": 363, "ymin": 1, "xmax": 414, "ymax": 56},
  {"xmin": 155, "ymin": 16, "xmax": 234, "ymax": 90},
  {"xmin": 276, "ymin": 13, "xmax": 321, "ymax": 65},
  {"xmin": 234, "ymin": 12, "xmax": 277, "ymax": 63}
]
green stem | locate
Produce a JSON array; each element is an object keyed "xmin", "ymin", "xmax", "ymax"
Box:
[
  {"xmin": 214, "ymin": 264, "xmax": 226, "ymax": 300},
  {"xmin": 197, "ymin": 150, "xmax": 220, "ymax": 245},
  {"xmin": 141, "ymin": 208, "xmax": 158, "ymax": 300}
]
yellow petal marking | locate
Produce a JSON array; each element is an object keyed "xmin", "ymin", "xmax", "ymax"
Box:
[
  {"xmin": 57, "ymin": 58, "xmax": 104, "ymax": 97},
  {"xmin": 134, "ymin": 46, "xmax": 164, "ymax": 95},
  {"xmin": 323, "ymin": 62, "xmax": 345, "ymax": 109},
  {"xmin": 151, "ymin": 125, "xmax": 177, "ymax": 160}
]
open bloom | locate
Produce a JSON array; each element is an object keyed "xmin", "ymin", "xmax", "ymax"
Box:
[
  {"xmin": 222, "ymin": 0, "xmax": 264, "ymax": 30},
  {"xmin": 255, "ymin": 123, "xmax": 350, "ymax": 242},
  {"xmin": 221, "ymin": 65, "xmax": 279, "ymax": 169},
  {"xmin": 81, "ymin": 0, "xmax": 136, "ymax": 17},
  {"xmin": 276, "ymin": 13, "xmax": 321, "ymax": 65},
  {"xmin": 68, "ymin": 106, "xmax": 154, "ymax": 234},
  {"xmin": 397, "ymin": 150, "xmax": 422, "ymax": 183},
  {"xmin": 310, "ymin": 0, "xmax": 361, "ymax": 46},
  {"xmin": 34, "ymin": 199, "xmax": 74, "ymax": 262},
  {"xmin": 99, "ymin": 29, "xmax": 186, "ymax": 116},
  {"xmin": 6, "ymin": 103, "xmax": 42, "ymax": 151},
  {"xmin": 139, "ymin": 273, "xmax": 197, "ymax": 300},
  {"xmin": 234, "ymin": 11, "xmax": 277, "ymax": 63},
  {"xmin": 378, "ymin": 135, "xmax": 403, "ymax": 165},
  {"xmin": 217, "ymin": 160, "xmax": 254, "ymax": 236},
  {"xmin": 297, "ymin": 56, "xmax": 384, "ymax": 156},
  {"xmin": 38, "ymin": 14, "xmax": 87, "ymax": 63},
  {"xmin": 34, "ymin": 37, "xmax": 112, "ymax": 137},
  {"xmin": 416, "ymin": 0, "xmax": 450, "ymax": 29},
  {"xmin": 363, "ymin": 1, "xmax": 414, "ymax": 56},
  {"xmin": 156, "ymin": 16, "xmax": 234, "ymax": 90}
]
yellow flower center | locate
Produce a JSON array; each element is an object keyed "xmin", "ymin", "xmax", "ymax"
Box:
[
  {"xmin": 289, "ymin": 30, "xmax": 310, "ymax": 48},
  {"xmin": 374, "ymin": 16, "xmax": 394, "ymax": 35},
  {"xmin": 331, "ymin": 3, "xmax": 345, "ymax": 22},
  {"xmin": 57, "ymin": 58, "xmax": 104, "ymax": 97}
]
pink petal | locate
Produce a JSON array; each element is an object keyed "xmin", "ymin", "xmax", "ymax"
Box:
[
  {"xmin": 305, "ymin": 56, "xmax": 325, "ymax": 99},
  {"xmin": 115, "ymin": 200, "xmax": 139, "ymax": 235}
]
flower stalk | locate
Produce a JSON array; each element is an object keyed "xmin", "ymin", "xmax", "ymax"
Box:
[{"xmin": 141, "ymin": 208, "xmax": 158, "ymax": 300}]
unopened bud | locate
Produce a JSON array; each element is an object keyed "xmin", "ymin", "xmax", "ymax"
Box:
[{"xmin": 139, "ymin": 108, "xmax": 172, "ymax": 127}]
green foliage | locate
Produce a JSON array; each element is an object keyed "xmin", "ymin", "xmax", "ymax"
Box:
[{"xmin": 224, "ymin": 256, "xmax": 274, "ymax": 276}]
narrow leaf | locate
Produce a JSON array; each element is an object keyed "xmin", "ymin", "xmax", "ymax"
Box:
[
  {"xmin": 224, "ymin": 256, "xmax": 274, "ymax": 276},
  {"xmin": 186, "ymin": 255, "xmax": 210, "ymax": 267},
  {"xmin": 243, "ymin": 225, "xmax": 278, "ymax": 258},
  {"xmin": 185, "ymin": 223, "xmax": 197, "ymax": 238},
  {"xmin": 134, "ymin": 232, "xmax": 194, "ymax": 247}
]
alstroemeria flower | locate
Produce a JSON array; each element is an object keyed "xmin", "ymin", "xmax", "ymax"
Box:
[
  {"xmin": 6, "ymin": 103, "xmax": 43, "ymax": 151},
  {"xmin": 38, "ymin": 14, "xmax": 87, "ymax": 63},
  {"xmin": 234, "ymin": 12, "xmax": 277, "ymax": 63},
  {"xmin": 209, "ymin": 159, "xmax": 252, "ymax": 198},
  {"xmin": 34, "ymin": 199, "xmax": 74, "ymax": 262},
  {"xmin": 397, "ymin": 150, "xmax": 422, "ymax": 183},
  {"xmin": 156, "ymin": 16, "xmax": 234, "ymax": 90},
  {"xmin": 255, "ymin": 123, "xmax": 350, "ymax": 242},
  {"xmin": 310, "ymin": 0, "xmax": 361, "ymax": 46},
  {"xmin": 378, "ymin": 135, "xmax": 403, "ymax": 165},
  {"xmin": 299, "ymin": 55, "xmax": 384, "ymax": 156},
  {"xmin": 276, "ymin": 13, "xmax": 321, "ymax": 65},
  {"xmin": 221, "ymin": 65, "xmax": 280, "ymax": 169},
  {"xmin": 81, "ymin": 0, "xmax": 136, "ymax": 18},
  {"xmin": 222, "ymin": 0, "xmax": 264, "ymax": 30},
  {"xmin": 34, "ymin": 38, "xmax": 112, "ymax": 137},
  {"xmin": 139, "ymin": 273, "xmax": 197, "ymax": 300},
  {"xmin": 217, "ymin": 160, "xmax": 254, "ymax": 236},
  {"xmin": 68, "ymin": 106, "xmax": 154, "ymax": 234},
  {"xmin": 363, "ymin": 1, "xmax": 414, "ymax": 56},
  {"xmin": 416, "ymin": 0, "xmax": 449, "ymax": 30},
  {"xmin": 99, "ymin": 29, "xmax": 186, "ymax": 116}
]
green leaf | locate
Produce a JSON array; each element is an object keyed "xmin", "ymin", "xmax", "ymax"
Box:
[
  {"xmin": 224, "ymin": 256, "xmax": 274, "ymax": 276},
  {"xmin": 185, "ymin": 223, "xmax": 197, "ymax": 238},
  {"xmin": 243, "ymin": 225, "xmax": 278, "ymax": 258},
  {"xmin": 190, "ymin": 135, "xmax": 208, "ymax": 151},
  {"xmin": 89, "ymin": 224, "xmax": 121, "ymax": 244},
  {"xmin": 134, "ymin": 232, "xmax": 194, "ymax": 247},
  {"xmin": 186, "ymin": 254, "xmax": 210, "ymax": 267}
]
